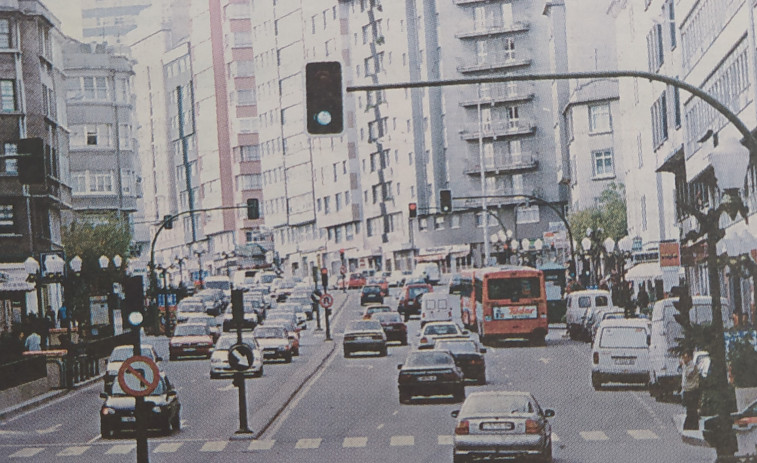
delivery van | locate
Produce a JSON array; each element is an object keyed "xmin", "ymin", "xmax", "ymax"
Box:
[{"xmin": 420, "ymin": 293, "xmax": 453, "ymax": 327}]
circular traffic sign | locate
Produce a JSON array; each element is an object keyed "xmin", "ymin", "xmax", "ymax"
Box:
[
  {"xmin": 117, "ymin": 355, "xmax": 160, "ymax": 397},
  {"xmin": 340, "ymin": 265, "xmax": 347, "ymax": 275},
  {"xmin": 228, "ymin": 343, "xmax": 254, "ymax": 371},
  {"xmin": 319, "ymin": 293, "xmax": 334, "ymax": 309}
]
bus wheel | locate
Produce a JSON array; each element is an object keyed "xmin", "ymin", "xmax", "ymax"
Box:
[{"xmin": 530, "ymin": 332, "xmax": 546, "ymax": 347}]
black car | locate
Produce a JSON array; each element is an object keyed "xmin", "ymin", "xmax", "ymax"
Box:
[
  {"xmin": 397, "ymin": 350, "xmax": 465, "ymax": 404},
  {"xmin": 100, "ymin": 374, "xmax": 181, "ymax": 438},
  {"xmin": 360, "ymin": 284, "xmax": 384, "ymax": 305},
  {"xmin": 371, "ymin": 311, "xmax": 408, "ymax": 345},
  {"xmin": 435, "ymin": 339, "xmax": 487, "ymax": 384}
]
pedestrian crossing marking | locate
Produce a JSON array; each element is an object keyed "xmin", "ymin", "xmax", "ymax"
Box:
[
  {"xmin": 200, "ymin": 441, "xmax": 228, "ymax": 452},
  {"xmin": 343, "ymin": 437, "xmax": 367, "ymax": 448},
  {"xmin": 154, "ymin": 442, "xmax": 182, "ymax": 453},
  {"xmin": 580, "ymin": 431, "xmax": 609, "ymax": 441},
  {"xmin": 552, "ymin": 433, "xmax": 560, "ymax": 442},
  {"xmin": 295, "ymin": 438, "xmax": 322, "ymax": 449},
  {"xmin": 105, "ymin": 444, "xmax": 135, "ymax": 455},
  {"xmin": 9, "ymin": 448, "xmax": 44, "ymax": 458},
  {"xmin": 248, "ymin": 440, "xmax": 275, "ymax": 451},
  {"xmin": 390, "ymin": 435, "xmax": 414, "ymax": 446},
  {"xmin": 628, "ymin": 429, "xmax": 659, "ymax": 440},
  {"xmin": 438, "ymin": 435, "xmax": 453, "ymax": 445},
  {"xmin": 57, "ymin": 446, "xmax": 90, "ymax": 456}
]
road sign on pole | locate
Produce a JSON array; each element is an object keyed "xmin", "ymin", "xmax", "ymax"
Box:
[
  {"xmin": 319, "ymin": 293, "xmax": 334, "ymax": 309},
  {"xmin": 117, "ymin": 356, "xmax": 160, "ymax": 397},
  {"xmin": 228, "ymin": 344, "xmax": 254, "ymax": 371}
]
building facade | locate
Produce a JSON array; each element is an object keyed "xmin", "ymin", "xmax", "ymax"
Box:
[{"xmin": 80, "ymin": 0, "xmax": 151, "ymax": 44}]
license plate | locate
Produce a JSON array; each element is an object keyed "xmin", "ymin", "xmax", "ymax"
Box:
[
  {"xmin": 481, "ymin": 421, "xmax": 514, "ymax": 431},
  {"xmin": 614, "ymin": 358, "xmax": 635, "ymax": 365},
  {"xmin": 417, "ymin": 375, "xmax": 436, "ymax": 382},
  {"xmin": 121, "ymin": 416, "xmax": 136, "ymax": 422}
]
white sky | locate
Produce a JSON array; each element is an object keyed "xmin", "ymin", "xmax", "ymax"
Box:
[{"xmin": 43, "ymin": 0, "xmax": 83, "ymax": 41}]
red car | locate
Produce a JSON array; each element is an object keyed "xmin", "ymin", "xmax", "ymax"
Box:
[
  {"xmin": 169, "ymin": 323, "xmax": 214, "ymax": 360},
  {"xmin": 398, "ymin": 283, "xmax": 433, "ymax": 321},
  {"xmin": 347, "ymin": 273, "xmax": 366, "ymax": 289}
]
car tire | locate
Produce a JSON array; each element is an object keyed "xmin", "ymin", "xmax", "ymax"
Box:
[
  {"xmin": 541, "ymin": 439, "xmax": 553, "ymax": 463},
  {"xmin": 161, "ymin": 418, "xmax": 171, "ymax": 435},
  {"xmin": 172, "ymin": 413, "xmax": 181, "ymax": 432},
  {"xmin": 100, "ymin": 423, "xmax": 112, "ymax": 439},
  {"xmin": 294, "ymin": 346, "xmax": 300, "ymax": 356},
  {"xmin": 530, "ymin": 333, "xmax": 547, "ymax": 347},
  {"xmin": 399, "ymin": 390, "xmax": 411, "ymax": 404},
  {"xmin": 169, "ymin": 354, "xmax": 177, "ymax": 361},
  {"xmin": 400, "ymin": 336, "xmax": 408, "ymax": 346},
  {"xmin": 591, "ymin": 372, "xmax": 603, "ymax": 390},
  {"xmin": 284, "ymin": 353, "xmax": 292, "ymax": 363},
  {"xmin": 402, "ymin": 312, "xmax": 410, "ymax": 322},
  {"xmin": 453, "ymin": 386, "xmax": 465, "ymax": 403},
  {"xmin": 210, "ymin": 373, "xmax": 219, "ymax": 380},
  {"xmin": 344, "ymin": 350, "xmax": 351, "ymax": 358},
  {"xmin": 477, "ymin": 374, "xmax": 487, "ymax": 385},
  {"xmin": 453, "ymin": 452, "xmax": 469, "ymax": 463},
  {"xmin": 379, "ymin": 346, "xmax": 387, "ymax": 357}
]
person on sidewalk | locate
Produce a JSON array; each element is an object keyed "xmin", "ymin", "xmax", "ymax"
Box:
[
  {"xmin": 680, "ymin": 349, "xmax": 701, "ymax": 430},
  {"xmin": 24, "ymin": 329, "xmax": 41, "ymax": 352}
]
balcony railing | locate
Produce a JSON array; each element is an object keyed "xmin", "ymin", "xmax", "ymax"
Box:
[
  {"xmin": 460, "ymin": 119, "xmax": 536, "ymax": 140},
  {"xmin": 462, "ymin": 190, "xmax": 527, "ymax": 208},
  {"xmin": 457, "ymin": 49, "xmax": 532, "ymax": 73},
  {"xmin": 454, "ymin": 0, "xmax": 489, "ymax": 4},
  {"xmin": 455, "ymin": 21, "xmax": 530, "ymax": 39},
  {"xmin": 459, "ymin": 83, "xmax": 535, "ymax": 107},
  {"xmin": 464, "ymin": 154, "xmax": 539, "ymax": 175}
]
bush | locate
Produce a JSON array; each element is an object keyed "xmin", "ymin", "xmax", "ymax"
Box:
[{"xmin": 727, "ymin": 335, "xmax": 757, "ymax": 388}]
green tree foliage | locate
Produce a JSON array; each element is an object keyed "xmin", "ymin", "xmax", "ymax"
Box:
[{"xmin": 568, "ymin": 182, "xmax": 628, "ymax": 241}]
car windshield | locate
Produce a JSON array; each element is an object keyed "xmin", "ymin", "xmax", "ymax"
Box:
[
  {"xmin": 348, "ymin": 321, "xmax": 382, "ymax": 331},
  {"xmin": 111, "ymin": 377, "xmax": 166, "ymax": 397},
  {"xmin": 373, "ymin": 313, "xmax": 402, "ymax": 323},
  {"xmin": 407, "ymin": 287, "xmax": 429, "ymax": 299},
  {"xmin": 436, "ymin": 340, "xmax": 477, "ymax": 353},
  {"xmin": 110, "ymin": 346, "xmax": 154, "ymax": 362},
  {"xmin": 462, "ymin": 395, "xmax": 535, "ymax": 416},
  {"xmin": 405, "ymin": 351, "xmax": 454, "ymax": 367},
  {"xmin": 254, "ymin": 327, "xmax": 285, "ymax": 338},
  {"xmin": 424, "ymin": 324, "xmax": 459, "ymax": 336},
  {"xmin": 173, "ymin": 324, "xmax": 208, "ymax": 336},
  {"xmin": 363, "ymin": 286, "xmax": 381, "ymax": 293},
  {"xmin": 216, "ymin": 335, "xmax": 255, "ymax": 350},
  {"xmin": 599, "ymin": 327, "xmax": 648, "ymax": 348},
  {"xmin": 205, "ymin": 280, "xmax": 230, "ymax": 291},
  {"xmin": 367, "ymin": 306, "xmax": 390, "ymax": 314},
  {"xmin": 178, "ymin": 301, "xmax": 204, "ymax": 312}
]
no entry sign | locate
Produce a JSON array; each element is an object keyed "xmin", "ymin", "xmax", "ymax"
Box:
[
  {"xmin": 319, "ymin": 293, "xmax": 334, "ymax": 309},
  {"xmin": 117, "ymin": 355, "xmax": 160, "ymax": 397}
]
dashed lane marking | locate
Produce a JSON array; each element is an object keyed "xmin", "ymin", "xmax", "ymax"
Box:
[
  {"xmin": 438, "ymin": 435, "xmax": 453, "ymax": 445},
  {"xmin": 153, "ymin": 442, "xmax": 182, "ymax": 453},
  {"xmin": 104, "ymin": 444, "xmax": 135, "ymax": 455},
  {"xmin": 392, "ymin": 410, "xmax": 399, "ymax": 416},
  {"xmin": 248, "ymin": 440, "xmax": 275, "ymax": 451},
  {"xmin": 9, "ymin": 448, "xmax": 44, "ymax": 458},
  {"xmin": 390, "ymin": 435, "xmax": 414, "ymax": 446},
  {"xmin": 376, "ymin": 424, "xmax": 384, "ymax": 430},
  {"xmin": 580, "ymin": 431, "xmax": 609, "ymax": 441},
  {"xmin": 295, "ymin": 438, "xmax": 322, "ymax": 449},
  {"xmin": 57, "ymin": 446, "xmax": 89, "ymax": 456},
  {"xmin": 200, "ymin": 441, "xmax": 228, "ymax": 452},
  {"xmin": 342, "ymin": 437, "xmax": 367, "ymax": 448},
  {"xmin": 552, "ymin": 433, "xmax": 560, "ymax": 442},
  {"xmin": 628, "ymin": 429, "xmax": 659, "ymax": 440}
]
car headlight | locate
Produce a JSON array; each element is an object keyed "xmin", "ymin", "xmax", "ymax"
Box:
[
  {"xmin": 101, "ymin": 407, "xmax": 116, "ymax": 415},
  {"xmin": 152, "ymin": 406, "xmax": 162, "ymax": 414},
  {"xmin": 106, "ymin": 370, "xmax": 117, "ymax": 377}
]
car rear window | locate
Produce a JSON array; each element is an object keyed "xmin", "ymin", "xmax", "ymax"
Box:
[
  {"xmin": 578, "ymin": 296, "xmax": 591, "ymax": 308},
  {"xmin": 254, "ymin": 327, "xmax": 285, "ymax": 338},
  {"xmin": 406, "ymin": 351, "xmax": 454, "ymax": 367},
  {"xmin": 424, "ymin": 324, "xmax": 459, "ymax": 336},
  {"xmin": 436, "ymin": 341, "xmax": 477, "ymax": 353},
  {"xmin": 462, "ymin": 395, "xmax": 534, "ymax": 416},
  {"xmin": 373, "ymin": 312, "xmax": 402, "ymax": 323},
  {"xmin": 174, "ymin": 324, "xmax": 208, "ymax": 337},
  {"xmin": 595, "ymin": 296, "xmax": 609, "ymax": 306},
  {"xmin": 363, "ymin": 286, "xmax": 381, "ymax": 293},
  {"xmin": 348, "ymin": 320, "xmax": 382, "ymax": 331},
  {"xmin": 599, "ymin": 326, "xmax": 648, "ymax": 348}
]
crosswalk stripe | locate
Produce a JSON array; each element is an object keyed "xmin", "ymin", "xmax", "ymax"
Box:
[
  {"xmin": 438, "ymin": 435, "xmax": 453, "ymax": 445},
  {"xmin": 248, "ymin": 440, "xmax": 275, "ymax": 451},
  {"xmin": 105, "ymin": 444, "xmax": 135, "ymax": 455},
  {"xmin": 342, "ymin": 437, "xmax": 367, "ymax": 448},
  {"xmin": 295, "ymin": 438, "xmax": 322, "ymax": 449},
  {"xmin": 628, "ymin": 429, "xmax": 659, "ymax": 440},
  {"xmin": 552, "ymin": 433, "xmax": 560, "ymax": 442},
  {"xmin": 200, "ymin": 441, "xmax": 228, "ymax": 452},
  {"xmin": 57, "ymin": 446, "xmax": 90, "ymax": 456},
  {"xmin": 154, "ymin": 442, "xmax": 182, "ymax": 453},
  {"xmin": 580, "ymin": 431, "xmax": 609, "ymax": 441},
  {"xmin": 390, "ymin": 435, "xmax": 414, "ymax": 446},
  {"xmin": 9, "ymin": 448, "xmax": 44, "ymax": 458}
]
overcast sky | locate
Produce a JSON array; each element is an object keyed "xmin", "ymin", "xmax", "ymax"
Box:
[{"xmin": 44, "ymin": 0, "xmax": 83, "ymax": 41}]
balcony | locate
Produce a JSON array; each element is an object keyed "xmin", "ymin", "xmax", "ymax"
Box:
[
  {"xmin": 464, "ymin": 154, "xmax": 539, "ymax": 175},
  {"xmin": 460, "ymin": 119, "xmax": 536, "ymax": 140},
  {"xmin": 459, "ymin": 83, "xmax": 535, "ymax": 107},
  {"xmin": 457, "ymin": 49, "xmax": 532, "ymax": 73},
  {"xmin": 462, "ymin": 189, "xmax": 528, "ymax": 209},
  {"xmin": 454, "ymin": 0, "xmax": 489, "ymax": 4},
  {"xmin": 456, "ymin": 21, "xmax": 530, "ymax": 39}
]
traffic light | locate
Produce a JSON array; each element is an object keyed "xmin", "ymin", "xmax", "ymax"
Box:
[
  {"xmin": 163, "ymin": 214, "xmax": 173, "ymax": 230},
  {"xmin": 311, "ymin": 289, "xmax": 322, "ymax": 305},
  {"xmin": 17, "ymin": 138, "xmax": 45, "ymax": 185},
  {"xmin": 320, "ymin": 267, "xmax": 329, "ymax": 290},
  {"xmin": 231, "ymin": 289, "xmax": 244, "ymax": 326},
  {"xmin": 305, "ymin": 62, "xmax": 343, "ymax": 135},
  {"xmin": 123, "ymin": 276, "xmax": 145, "ymax": 328},
  {"xmin": 671, "ymin": 285, "xmax": 692, "ymax": 327},
  {"xmin": 247, "ymin": 198, "xmax": 260, "ymax": 220},
  {"xmin": 440, "ymin": 189, "xmax": 452, "ymax": 214},
  {"xmin": 339, "ymin": 248, "xmax": 345, "ymax": 262},
  {"xmin": 408, "ymin": 202, "xmax": 417, "ymax": 219}
]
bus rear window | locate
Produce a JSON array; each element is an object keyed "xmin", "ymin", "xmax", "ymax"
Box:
[{"xmin": 487, "ymin": 277, "xmax": 541, "ymax": 301}]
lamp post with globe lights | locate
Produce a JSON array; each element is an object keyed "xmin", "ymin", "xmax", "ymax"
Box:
[{"xmin": 603, "ymin": 236, "xmax": 634, "ymax": 316}]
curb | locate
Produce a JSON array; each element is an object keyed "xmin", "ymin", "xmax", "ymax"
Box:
[
  {"xmin": 672, "ymin": 414, "xmax": 709, "ymax": 447},
  {"xmin": 0, "ymin": 373, "xmax": 103, "ymax": 422}
]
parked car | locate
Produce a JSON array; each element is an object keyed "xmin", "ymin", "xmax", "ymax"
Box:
[
  {"xmin": 435, "ymin": 339, "xmax": 487, "ymax": 384},
  {"xmin": 371, "ymin": 311, "xmax": 408, "ymax": 345},
  {"xmin": 417, "ymin": 321, "xmax": 469, "ymax": 350},
  {"xmin": 420, "ymin": 292, "xmax": 454, "ymax": 327},
  {"xmin": 104, "ymin": 345, "xmax": 162, "ymax": 392},
  {"xmin": 565, "ymin": 289, "xmax": 612, "ymax": 340},
  {"xmin": 343, "ymin": 320, "xmax": 387, "ymax": 357},
  {"xmin": 169, "ymin": 323, "xmax": 214, "ymax": 360},
  {"xmin": 194, "ymin": 289, "xmax": 225, "ymax": 316},
  {"xmin": 591, "ymin": 318, "xmax": 651, "ymax": 390},
  {"xmin": 448, "ymin": 273, "xmax": 470, "ymax": 295},
  {"xmin": 100, "ymin": 373, "xmax": 180, "ymax": 438},
  {"xmin": 360, "ymin": 284, "xmax": 384, "ymax": 305},
  {"xmin": 175, "ymin": 298, "xmax": 207, "ymax": 323},
  {"xmin": 397, "ymin": 349, "xmax": 465, "ymax": 403},
  {"xmin": 210, "ymin": 333, "xmax": 264, "ymax": 379},
  {"xmin": 253, "ymin": 325, "xmax": 293, "ymax": 363},
  {"xmin": 362, "ymin": 304, "xmax": 392, "ymax": 320},
  {"xmin": 588, "ymin": 309, "xmax": 626, "ymax": 343},
  {"xmin": 264, "ymin": 319, "xmax": 301, "ymax": 356},
  {"xmin": 451, "ymin": 391, "xmax": 554, "ymax": 462},
  {"xmin": 398, "ymin": 283, "xmax": 433, "ymax": 321}
]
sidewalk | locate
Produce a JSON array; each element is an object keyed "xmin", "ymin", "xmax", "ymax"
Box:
[
  {"xmin": 0, "ymin": 373, "xmax": 102, "ymax": 422},
  {"xmin": 672, "ymin": 414, "xmax": 710, "ymax": 447}
]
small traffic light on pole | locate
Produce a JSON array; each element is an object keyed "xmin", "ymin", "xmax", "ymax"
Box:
[
  {"xmin": 440, "ymin": 189, "xmax": 452, "ymax": 213},
  {"xmin": 408, "ymin": 202, "xmax": 417, "ymax": 219},
  {"xmin": 305, "ymin": 62, "xmax": 343, "ymax": 135},
  {"xmin": 163, "ymin": 214, "xmax": 173, "ymax": 230},
  {"xmin": 320, "ymin": 267, "xmax": 329, "ymax": 291},
  {"xmin": 246, "ymin": 198, "xmax": 260, "ymax": 220}
]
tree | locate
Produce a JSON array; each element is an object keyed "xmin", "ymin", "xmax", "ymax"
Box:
[{"xmin": 568, "ymin": 182, "xmax": 628, "ymax": 241}]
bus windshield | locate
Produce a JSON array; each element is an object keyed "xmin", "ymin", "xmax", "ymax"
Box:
[{"xmin": 487, "ymin": 277, "xmax": 541, "ymax": 301}]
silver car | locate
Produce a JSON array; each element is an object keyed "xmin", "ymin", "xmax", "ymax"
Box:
[
  {"xmin": 209, "ymin": 333, "xmax": 264, "ymax": 379},
  {"xmin": 451, "ymin": 391, "xmax": 554, "ymax": 463}
]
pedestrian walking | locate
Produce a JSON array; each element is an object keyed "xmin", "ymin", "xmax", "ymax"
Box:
[
  {"xmin": 680, "ymin": 349, "xmax": 701, "ymax": 430},
  {"xmin": 636, "ymin": 285, "xmax": 650, "ymax": 313},
  {"xmin": 24, "ymin": 329, "xmax": 41, "ymax": 352},
  {"xmin": 58, "ymin": 304, "xmax": 69, "ymax": 329},
  {"xmin": 45, "ymin": 306, "xmax": 56, "ymax": 329}
]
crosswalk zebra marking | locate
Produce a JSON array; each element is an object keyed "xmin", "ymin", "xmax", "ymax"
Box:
[
  {"xmin": 295, "ymin": 438, "xmax": 322, "ymax": 449},
  {"xmin": 390, "ymin": 435, "xmax": 414, "ymax": 446},
  {"xmin": 9, "ymin": 448, "xmax": 44, "ymax": 458},
  {"xmin": 200, "ymin": 441, "xmax": 228, "ymax": 452},
  {"xmin": 552, "ymin": 433, "xmax": 560, "ymax": 442},
  {"xmin": 154, "ymin": 442, "xmax": 182, "ymax": 453},
  {"xmin": 57, "ymin": 446, "xmax": 90, "ymax": 456},
  {"xmin": 580, "ymin": 431, "xmax": 609, "ymax": 441},
  {"xmin": 342, "ymin": 437, "xmax": 367, "ymax": 448},
  {"xmin": 105, "ymin": 444, "xmax": 135, "ymax": 455},
  {"xmin": 628, "ymin": 429, "xmax": 659, "ymax": 440},
  {"xmin": 248, "ymin": 440, "xmax": 275, "ymax": 451}
]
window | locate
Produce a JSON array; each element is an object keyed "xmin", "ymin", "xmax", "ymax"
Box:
[
  {"xmin": 0, "ymin": 205, "xmax": 13, "ymax": 229},
  {"xmin": 434, "ymin": 216, "xmax": 445, "ymax": 230},
  {"xmin": 641, "ymin": 195, "xmax": 648, "ymax": 231},
  {"xmin": 119, "ymin": 124, "xmax": 131, "ymax": 149},
  {"xmin": 2, "ymin": 143, "xmax": 16, "ymax": 175},
  {"xmin": 592, "ymin": 149, "xmax": 615, "ymax": 178},
  {"xmin": 588, "ymin": 104, "xmax": 611, "ymax": 133},
  {"xmin": 0, "ymin": 19, "xmax": 10, "ymax": 48},
  {"xmin": 419, "ymin": 218, "xmax": 428, "ymax": 231},
  {"xmin": 646, "ymin": 24, "xmax": 664, "ymax": 71},
  {"xmin": 504, "ymin": 38, "xmax": 516, "ymax": 61},
  {"xmin": 237, "ymin": 90, "xmax": 254, "ymax": 105},
  {"xmin": 335, "ymin": 193, "xmax": 342, "ymax": 211},
  {"xmin": 345, "ymin": 191, "xmax": 350, "ymax": 205},
  {"xmin": 451, "ymin": 214, "xmax": 461, "ymax": 229},
  {"xmin": 240, "ymin": 145, "xmax": 260, "ymax": 161},
  {"xmin": 71, "ymin": 173, "xmax": 86, "ymax": 193},
  {"xmin": 0, "ymin": 80, "xmax": 15, "ymax": 111},
  {"xmin": 651, "ymin": 92, "xmax": 668, "ymax": 148},
  {"xmin": 516, "ymin": 205, "xmax": 540, "ymax": 225},
  {"xmin": 637, "ymin": 133, "xmax": 643, "ymax": 168},
  {"xmin": 233, "ymin": 32, "xmax": 252, "ymax": 47},
  {"xmin": 89, "ymin": 171, "xmax": 114, "ymax": 193},
  {"xmin": 665, "ymin": 0, "xmax": 676, "ymax": 49},
  {"xmin": 237, "ymin": 174, "xmax": 261, "ymax": 190}
]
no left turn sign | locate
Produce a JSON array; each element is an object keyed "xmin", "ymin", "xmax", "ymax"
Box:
[
  {"xmin": 117, "ymin": 355, "xmax": 161, "ymax": 397},
  {"xmin": 319, "ymin": 293, "xmax": 334, "ymax": 309}
]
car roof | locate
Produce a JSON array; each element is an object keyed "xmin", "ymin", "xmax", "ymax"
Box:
[
  {"xmin": 569, "ymin": 289, "xmax": 611, "ymax": 296},
  {"xmin": 598, "ymin": 318, "xmax": 649, "ymax": 328},
  {"xmin": 424, "ymin": 321, "xmax": 457, "ymax": 326},
  {"xmin": 466, "ymin": 390, "xmax": 533, "ymax": 399}
]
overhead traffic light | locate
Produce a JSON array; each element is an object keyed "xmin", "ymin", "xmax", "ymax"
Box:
[
  {"xmin": 123, "ymin": 276, "xmax": 145, "ymax": 328},
  {"xmin": 440, "ymin": 189, "xmax": 452, "ymax": 214},
  {"xmin": 671, "ymin": 285, "xmax": 692, "ymax": 327},
  {"xmin": 408, "ymin": 202, "xmax": 417, "ymax": 219},
  {"xmin": 231, "ymin": 289, "xmax": 244, "ymax": 326},
  {"xmin": 305, "ymin": 62, "xmax": 343, "ymax": 135},
  {"xmin": 320, "ymin": 267, "xmax": 329, "ymax": 290},
  {"xmin": 163, "ymin": 214, "xmax": 173, "ymax": 230},
  {"xmin": 247, "ymin": 198, "xmax": 260, "ymax": 220},
  {"xmin": 17, "ymin": 138, "xmax": 45, "ymax": 185}
]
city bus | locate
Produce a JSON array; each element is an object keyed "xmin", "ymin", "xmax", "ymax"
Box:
[{"xmin": 459, "ymin": 266, "xmax": 548, "ymax": 346}]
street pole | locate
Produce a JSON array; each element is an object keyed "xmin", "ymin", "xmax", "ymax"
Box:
[
  {"xmin": 231, "ymin": 289, "xmax": 252, "ymax": 435},
  {"xmin": 477, "ymin": 83, "xmax": 490, "ymax": 267},
  {"xmin": 321, "ymin": 269, "xmax": 331, "ymax": 341},
  {"xmin": 132, "ymin": 323, "xmax": 148, "ymax": 463}
]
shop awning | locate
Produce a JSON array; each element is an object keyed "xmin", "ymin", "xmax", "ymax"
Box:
[
  {"xmin": 0, "ymin": 280, "xmax": 34, "ymax": 292},
  {"xmin": 416, "ymin": 253, "xmax": 446, "ymax": 262},
  {"xmin": 625, "ymin": 262, "xmax": 662, "ymax": 282}
]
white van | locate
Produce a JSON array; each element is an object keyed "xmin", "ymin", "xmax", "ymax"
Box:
[
  {"xmin": 565, "ymin": 290, "xmax": 612, "ymax": 340},
  {"xmin": 591, "ymin": 318, "xmax": 651, "ymax": 390},
  {"xmin": 420, "ymin": 293, "xmax": 453, "ymax": 327},
  {"xmin": 648, "ymin": 296, "xmax": 733, "ymax": 400},
  {"xmin": 413, "ymin": 263, "xmax": 441, "ymax": 285}
]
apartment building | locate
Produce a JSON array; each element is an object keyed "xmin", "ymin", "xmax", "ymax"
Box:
[{"xmin": 80, "ymin": 0, "xmax": 150, "ymax": 44}]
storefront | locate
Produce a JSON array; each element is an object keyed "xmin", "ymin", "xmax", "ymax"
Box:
[{"xmin": 415, "ymin": 245, "xmax": 471, "ymax": 274}]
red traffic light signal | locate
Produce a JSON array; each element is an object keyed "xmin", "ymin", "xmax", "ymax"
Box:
[{"xmin": 408, "ymin": 202, "xmax": 417, "ymax": 219}]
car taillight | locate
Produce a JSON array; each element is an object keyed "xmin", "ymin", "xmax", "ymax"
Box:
[
  {"xmin": 470, "ymin": 358, "xmax": 483, "ymax": 365},
  {"xmin": 526, "ymin": 419, "xmax": 543, "ymax": 434},
  {"xmin": 398, "ymin": 373, "xmax": 413, "ymax": 384},
  {"xmin": 455, "ymin": 420, "xmax": 470, "ymax": 435},
  {"xmin": 420, "ymin": 337, "xmax": 428, "ymax": 344},
  {"xmin": 421, "ymin": 313, "xmax": 426, "ymax": 318},
  {"xmin": 372, "ymin": 334, "xmax": 383, "ymax": 340},
  {"xmin": 397, "ymin": 324, "xmax": 407, "ymax": 331},
  {"xmin": 593, "ymin": 352, "xmax": 599, "ymax": 364}
]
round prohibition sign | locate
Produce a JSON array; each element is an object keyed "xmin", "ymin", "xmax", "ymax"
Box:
[
  {"xmin": 319, "ymin": 293, "xmax": 334, "ymax": 309},
  {"xmin": 117, "ymin": 355, "xmax": 160, "ymax": 397}
]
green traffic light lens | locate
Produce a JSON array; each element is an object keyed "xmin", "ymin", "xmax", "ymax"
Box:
[
  {"xmin": 315, "ymin": 110, "xmax": 332, "ymax": 126},
  {"xmin": 128, "ymin": 311, "xmax": 143, "ymax": 327}
]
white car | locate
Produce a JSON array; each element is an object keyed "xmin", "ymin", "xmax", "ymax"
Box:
[
  {"xmin": 417, "ymin": 321, "xmax": 469, "ymax": 349},
  {"xmin": 591, "ymin": 318, "xmax": 650, "ymax": 390},
  {"xmin": 210, "ymin": 333, "xmax": 264, "ymax": 379},
  {"xmin": 104, "ymin": 344, "xmax": 162, "ymax": 390}
]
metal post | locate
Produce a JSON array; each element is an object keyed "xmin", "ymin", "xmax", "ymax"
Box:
[
  {"xmin": 324, "ymin": 288, "xmax": 332, "ymax": 341},
  {"xmin": 477, "ymin": 84, "xmax": 490, "ymax": 266},
  {"xmin": 132, "ymin": 326, "xmax": 148, "ymax": 463},
  {"xmin": 234, "ymin": 319, "xmax": 252, "ymax": 434}
]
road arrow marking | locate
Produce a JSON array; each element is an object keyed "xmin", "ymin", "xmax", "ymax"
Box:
[
  {"xmin": 218, "ymin": 383, "xmax": 235, "ymax": 391},
  {"xmin": 36, "ymin": 423, "xmax": 62, "ymax": 434},
  {"xmin": 539, "ymin": 358, "xmax": 551, "ymax": 364},
  {"xmin": 0, "ymin": 429, "xmax": 26, "ymax": 437}
]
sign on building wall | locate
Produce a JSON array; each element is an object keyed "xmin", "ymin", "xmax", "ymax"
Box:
[{"xmin": 659, "ymin": 241, "xmax": 681, "ymax": 267}]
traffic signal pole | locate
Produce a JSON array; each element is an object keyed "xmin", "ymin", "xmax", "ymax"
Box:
[
  {"xmin": 231, "ymin": 290, "xmax": 252, "ymax": 436},
  {"xmin": 130, "ymin": 319, "xmax": 148, "ymax": 463},
  {"xmin": 321, "ymin": 269, "xmax": 332, "ymax": 341}
]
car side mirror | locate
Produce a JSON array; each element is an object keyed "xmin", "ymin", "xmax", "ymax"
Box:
[
  {"xmin": 451, "ymin": 410, "xmax": 459, "ymax": 418},
  {"xmin": 544, "ymin": 409, "xmax": 555, "ymax": 418},
  {"xmin": 99, "ymin": 392, "xmax": 108, "ymax": 399},
  {"xmin": 480, "ymin": 347, "xmax": 487, "ymax": 354},
  {"xmin": 167, "ymin": 390, "xmax": 177, "ymax": 399},
  {"xmin": 301, "ymin": 324, "xmax": 307, "ymax": 330},
  {"xmin": 397, "ymin": 364, "xmax": 403, "ymax": 370},
  {"xmin": 647, "ymin": 335, "xmax": 651, "ymax": 346}
]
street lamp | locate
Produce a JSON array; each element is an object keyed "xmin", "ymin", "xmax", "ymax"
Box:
[
  {"xmin": 24, "ymin": 257, "xmax": 43, "ymax": 318},
  {"xmin": 193, "ymin": 243, "xmax": 207, "ymax": 289},
  {"xmin": 604, "ymin": 236, "xmax": 634, "ymax": 316}
]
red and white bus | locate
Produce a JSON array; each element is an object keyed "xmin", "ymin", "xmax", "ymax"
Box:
[{"xmin": 459, "ymin": 266, "xmax": 548, "ymax": 346}]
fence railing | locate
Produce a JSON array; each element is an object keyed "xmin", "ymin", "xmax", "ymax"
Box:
[{"xmin": 0, "ymin": 356, "xmax": 47, "ymax": 391}]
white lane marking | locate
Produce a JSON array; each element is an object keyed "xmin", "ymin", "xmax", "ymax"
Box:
[
  {"xmin": 392, "ymin": 410, "xmax": 399, "ymax": 416},
  {"xmin": 180, "ymin": 419, "xmax": 188, "ymax": 429},
  {"xmin": 0, "ymin": 429, "xmax": 26, "ymax": 436},
  {"xmin": 628, "ymin": 429, "xmax": 659, "ymax": 440},
  {"xmin": 36, "ymin": 423, "xmax": 62, "ymax": 434},
  {"xmin": 631, "ymin": 391, "xmax": 666, "ymax": 430},
  {"xmin": 539, "ymin": 357, "xmax": 551, "ymax": 364},
  {"xmin": 200, "ymin": 441, "xmax": 228, "ymax": 452},
  {"xmin": 343, "ymin": 437, "xmax": 367, "ymax": 448},
  {"xmin": 552, "ymin": 433, "xmax": 560, "ymax": 442},
  {"xmin": 248, "ymin": 440, "xmax": 275, "ymax": 451},
  {"xmin": 295, "ymin": 438, "xmax": 322, "ymax": 449},
  {"xmin": 86, "ymin": 435, "xmax": 100, "ymax": 444},
  {"xmin": 438, "ymin": 435, "xmax": 453, "ymax": 445},
  {"xmin": 344, "ymin": 364, "xmax": 373, "ymax": 369},
  {"xmin": 57, "ymin": 446, "xmax": 89, "ymax": 456},
  {"xmin": 579, "ymin": 431, "xmax": 609, "ymax": 441},
  {"xmin": 105, "ymin": 444, "xmax": 135, "ymax": 455},
  {"xmin": 9, "ymin": 447, "xmax": 44, "ymax": 458},
  {"xmin": 153, "ymin": 442, "xmax": 182, "ymax": 453},
  {"xmin": 217, "ymin": 383, "xmax": 235, "ymax": 391},
  {"xmin": 1, "ymin": 381, "xmax": 101, "ymax": 424},
  {"xmin": 377, "ymin": 424, "xmax": 384, "ymax": 430},
  {"xmin": 390, "ymin": 435, "xmax": 414, "ymax": 446}
]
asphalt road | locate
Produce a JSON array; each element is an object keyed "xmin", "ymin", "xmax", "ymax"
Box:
[{"xmin": 0, "ymin": 288, "xmax": 716, "ymax": 462}]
